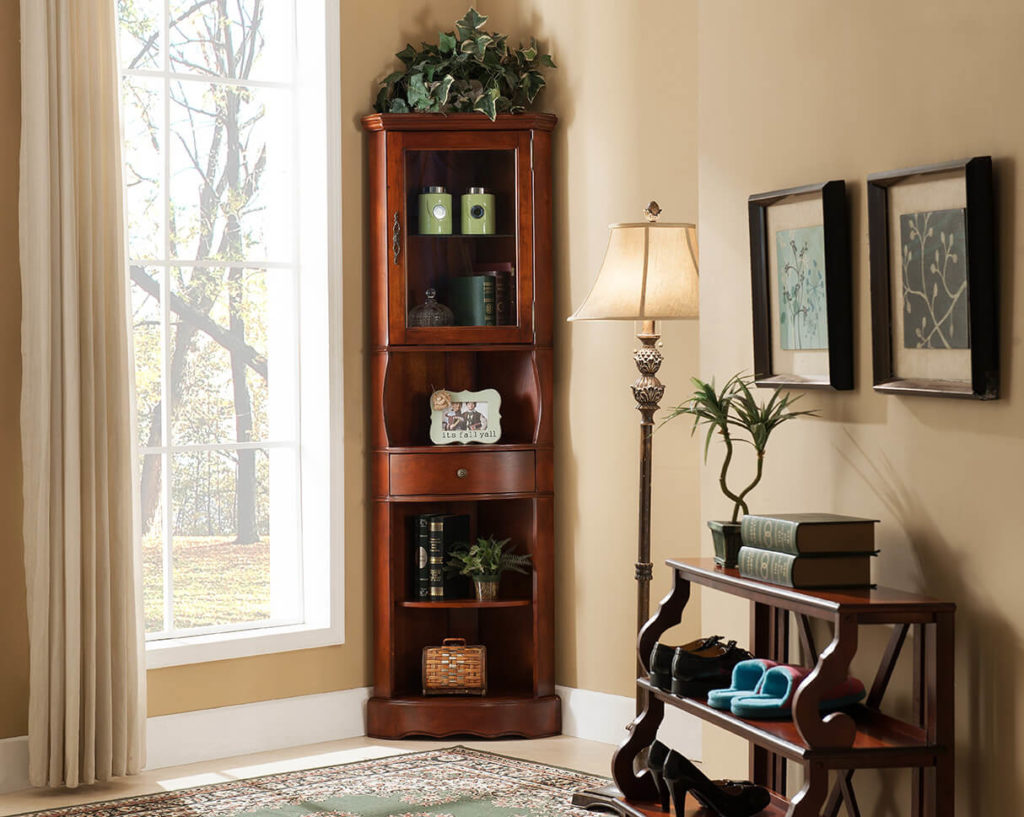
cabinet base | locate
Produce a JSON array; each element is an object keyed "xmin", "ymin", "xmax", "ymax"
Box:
[{"xmin": 367, "ymin": 694, "xmax": 561, "ymax": 739}]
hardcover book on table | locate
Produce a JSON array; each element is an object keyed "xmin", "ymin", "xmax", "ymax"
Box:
[
  {"xmin": 737, "ymin": 545, "xmax": 876, "ymax": 589},
  {"xmin": 740, "ymin": 513, "xmax": 879, "ymax": 555}
]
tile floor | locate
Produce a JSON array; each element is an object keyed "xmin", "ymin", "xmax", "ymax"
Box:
[{"xmin": 0, "ymin": 735, "xmax": 614, "ymax": 816}]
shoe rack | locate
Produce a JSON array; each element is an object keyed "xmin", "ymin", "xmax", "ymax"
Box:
[{"xmin": 573, "ymin": 557, "xmax": 956, "ymax": 817}]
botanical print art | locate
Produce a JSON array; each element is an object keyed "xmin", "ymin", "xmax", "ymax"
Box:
[
  {"xmin": 899, "ymin": 208, "xmax": 970, "ymax": 349},
  {"xmin": 775, "ymin": 225, "xmax": 828, "ymax": 350}
]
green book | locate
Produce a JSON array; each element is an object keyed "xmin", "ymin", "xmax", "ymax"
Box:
[
  {"xmin": 739, "ymin": 513, "xmax": 878, "ymax": 555},
  {"xmin": 450, "ymin": 275, "xmax": 496, "ymax": 326},
  {"xmin": 737, "ymin": 546, "xmax": 875, "ymax": 589}
]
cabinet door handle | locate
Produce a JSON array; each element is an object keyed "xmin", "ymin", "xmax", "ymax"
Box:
[
  {"xmin": 392, "ymin": 212, "xmax": 401, "ymax": 265},
  {"xmin": 456, "ymin": 468, "xmax": 469, "ymax": 479}
]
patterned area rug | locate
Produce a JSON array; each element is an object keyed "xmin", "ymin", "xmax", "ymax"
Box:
[{"xmin": 19, "ymin": 747, "xmax": 609, "ymax": 817}]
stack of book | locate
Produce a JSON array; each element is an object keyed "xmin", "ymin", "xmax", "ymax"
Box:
[
  {"xmin": 737, "ymin": 513, "xmax": 879, "ymax": 589},
  {"xmin": 410, "ymin": 513, "xmax": 471, "ymax": 601},
  {"xmin": 449, "ymin": 263, "xmax": 515, "ymax": 326}
]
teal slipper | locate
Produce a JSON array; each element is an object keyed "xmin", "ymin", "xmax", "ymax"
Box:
[
  {"xmin": 730, "ymin": 665, "xmax": 866, "ymax": 719},
  {"xmin": 706, "ymin": 658, "xmax": 778, "ymax": 710}
]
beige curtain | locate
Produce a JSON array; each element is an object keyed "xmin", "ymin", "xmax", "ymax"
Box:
[{"xmin": 19, "ymin": 0, "xmax": 146, "ymax": 789}]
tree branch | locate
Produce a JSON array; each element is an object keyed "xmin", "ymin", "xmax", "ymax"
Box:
[{"xmin": 131, "ymin": 266, "xmax": 267, "ymax": 379}]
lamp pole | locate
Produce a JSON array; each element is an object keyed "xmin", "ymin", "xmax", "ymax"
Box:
[{"xmin": 631, "ymin": 318, "xmax": 664, "ymax": 693}]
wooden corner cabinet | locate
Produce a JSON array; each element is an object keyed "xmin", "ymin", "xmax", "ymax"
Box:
[
  {"xmin": 575, "ymin": 558, "xmax": 955, "ymax": 817},
  {"xmin": 361, "ymin": 112, "xmax": 560, "ymax": 739}
]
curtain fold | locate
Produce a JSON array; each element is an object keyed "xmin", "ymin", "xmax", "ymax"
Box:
[{"xmin": 20, "ymin": 0, "xmax": 146, "ymax": 789}]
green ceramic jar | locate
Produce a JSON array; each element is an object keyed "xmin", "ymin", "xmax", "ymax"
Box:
[
  {"xmin": 461, "ymin": 187, "xmax": 495, "ymax": 234},
  {"xmin": 418, "ymin": 186, "xmax": 452, "ymax": 234}
]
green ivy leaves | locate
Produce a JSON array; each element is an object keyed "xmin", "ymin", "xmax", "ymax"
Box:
[{"xmin": 373, "ymin": 7, "xmax": 556, "ymax": 121}]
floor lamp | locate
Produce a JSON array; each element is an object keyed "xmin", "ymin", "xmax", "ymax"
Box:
[{"xmin": 568, "ymin": 202, "xmax": 699, "ymax": 681}]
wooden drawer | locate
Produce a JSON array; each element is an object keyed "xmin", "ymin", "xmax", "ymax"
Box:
[{"xmin": 390, "ymin": 450, "xmax": 535, "ymax": 496}]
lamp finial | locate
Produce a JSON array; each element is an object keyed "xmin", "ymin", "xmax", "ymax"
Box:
[{"xmin": 643, "ymin": 201, "xmax": 661, "ymax": 223}]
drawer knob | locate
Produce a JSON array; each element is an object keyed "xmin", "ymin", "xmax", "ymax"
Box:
[{"xmin": 456, "ymin": 468, "xmax": 469, "ymax": 479}]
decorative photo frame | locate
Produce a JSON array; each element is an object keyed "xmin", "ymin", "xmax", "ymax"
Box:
[
  {"xmin": 748, "ymin": 180, "xmax": 853, "ymax": 390},
  {"xmin": 429, "ymin": 388, "xmax": 502, "ymax": 445},
  {"xmin": 867, "ymin": 156, "xmax": 997, "ymax": 399}
]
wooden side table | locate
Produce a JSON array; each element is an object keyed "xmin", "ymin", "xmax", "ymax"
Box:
[{"xmin": 574, "ymin": 558, "xmax": 955, "ymax": 817}]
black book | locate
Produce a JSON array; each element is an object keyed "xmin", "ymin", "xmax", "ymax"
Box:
[
  {"xmin": 412, "ymin": 514, "xmax": 437, "ymax": 600},
  {"xmin": 428, "ymin": 514, "xmax": 471, "ymax": 600}
]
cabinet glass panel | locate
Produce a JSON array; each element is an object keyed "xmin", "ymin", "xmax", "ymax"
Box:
[{"xmin": 404, "ymin": 149, "xmax": 518, "ymax": 330}]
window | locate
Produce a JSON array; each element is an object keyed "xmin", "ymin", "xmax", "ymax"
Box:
[{"xmin": 117, "ymin": 0, "xmax": 341, "ymax": 666}]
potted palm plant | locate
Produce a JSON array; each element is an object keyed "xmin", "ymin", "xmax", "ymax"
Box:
[
  {"xmin": 663, "ymin": 373, "xmax": 817, "ymax": 567},
  {"xmin": 447, "ymin": 535, "xmax": 532, "ymax": 601}
]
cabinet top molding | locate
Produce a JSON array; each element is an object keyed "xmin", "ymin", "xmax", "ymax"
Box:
[{"xmin": 361, "ymin": 112, "xmax": 558, "ymax": 133}]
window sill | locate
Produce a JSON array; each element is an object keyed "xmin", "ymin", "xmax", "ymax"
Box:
[{"xmin": 145, "ymin": 620, "xmax": 344, "ymax": 669}]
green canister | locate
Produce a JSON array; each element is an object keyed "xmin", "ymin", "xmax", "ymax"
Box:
[
  {"xmin": 418, "ymin": 186, "xmax": 452, "ymax": 234},
  {"xmin": 461, "ymin": 187, "xmax": 496, "ymax": 234}
]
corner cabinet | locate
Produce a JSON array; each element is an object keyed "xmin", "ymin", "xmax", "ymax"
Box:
[{"xmin": 361, "ymin": 113, "xmax": 560, "ymax": 739}]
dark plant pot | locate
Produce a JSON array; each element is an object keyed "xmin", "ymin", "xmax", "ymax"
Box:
[{"xmin": 708, "ymin": 520, "xmax": 743, "ymax": 568}]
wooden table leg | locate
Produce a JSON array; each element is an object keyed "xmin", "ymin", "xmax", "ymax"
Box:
[{"xmin": 575, "ymin": 570, "xmax": 691, "ymax": 811}]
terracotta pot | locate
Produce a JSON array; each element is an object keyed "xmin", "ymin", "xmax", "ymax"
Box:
[
  {"xmin": 708, "ymin": 520, "xmax": 743, "ymax": 568},
  {"xmin": 474, "ymin": 577, "xmax": 499, "ymax": 601}
]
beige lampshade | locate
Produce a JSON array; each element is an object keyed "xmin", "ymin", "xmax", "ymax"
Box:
[{"xmin": 569, "ymin": 222, "xmax": 699, "ymax": 321}]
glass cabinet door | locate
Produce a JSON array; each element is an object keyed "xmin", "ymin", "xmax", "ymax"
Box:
[{"xmin": 387, "ymin": 130, "xmax": 534, "ymax": 345}]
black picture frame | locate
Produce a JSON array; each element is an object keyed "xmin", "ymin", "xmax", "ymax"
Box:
[
  {"xmin": 867, "ymin": 156, "xmax": 997, "ymax": 399},
  {"xmin": 748, "ymin": 180, "xmax": 853, "ymax": 390}
]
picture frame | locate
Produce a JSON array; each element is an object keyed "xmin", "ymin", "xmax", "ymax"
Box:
[
  {"xmin": 429, "ymin": 388, "xmax": 502, "ymax": 445},
  {"xmin": 867, "ymin": 156, "xmax": 997, "ymax": 399},
  {"xmin": 748, "ymin": 180, "xmax": 853, "ymax": 390}
]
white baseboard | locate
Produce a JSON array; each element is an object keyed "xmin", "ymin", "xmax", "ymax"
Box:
[
  {"xmin": 1, "ymin": 683, "xmax": 699, "ymax": 794},
  {"xmin": 0, "ymin": 736, "xmax": 29, "ymax": 794},
  {"xmin": 555, "ymin": 685, "xmax": 702, "ymax": 759},
  {"xmin": 146, "ymin": 686, "xmax": 370, "ymax": 770}
]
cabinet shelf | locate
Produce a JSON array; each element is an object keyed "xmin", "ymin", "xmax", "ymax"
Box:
[
  {"xmin": 399, "ymin": 599, "xmax": 531, "ymax": 609},
  {"xmin": 637, "ymin": 678, "xmax": 935, "ymax": 766},
  {"xmin": 409, "ymin": 233, "xmax": 515, "ymax": 240}
]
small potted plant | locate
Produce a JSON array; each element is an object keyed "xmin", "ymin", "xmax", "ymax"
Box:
[
  {"xmin": 663, "ymin": 373, "xmax": 816, "ymax": 567},
  {"xmin": 373, "ymin": 8, "xmax": 556, "ymax": 121},
  {"xmin": 447, "ymin": 535, "xmax": 532, "ymax": 601}
]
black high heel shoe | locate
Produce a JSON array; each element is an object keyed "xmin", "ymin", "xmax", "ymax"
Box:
[
  {"xmin": 646, "ymin": 741, "xmax": 671, "ymax": 811},
  {"xmin": 663, "ymin": 750, "xmax": 770, "ymax": 817}
]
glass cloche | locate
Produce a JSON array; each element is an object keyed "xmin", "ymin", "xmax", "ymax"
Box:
[{"xmin": 408, "ymin": 287, "xmax": 454, "ymax": 327}]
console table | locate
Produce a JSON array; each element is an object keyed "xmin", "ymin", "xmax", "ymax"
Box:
[{"xmin": 573, "ymin": 557, "xmax": 955, "ymax": 817}]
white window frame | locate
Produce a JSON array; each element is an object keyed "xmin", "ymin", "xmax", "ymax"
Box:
[{"xmin": 119, "ymin": 0, "xmax": 344, "ymax": 669}]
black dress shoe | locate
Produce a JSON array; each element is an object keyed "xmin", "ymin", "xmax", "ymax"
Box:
[
  {"xmin": 649, "ymin": 635, "xmax": 726, "ymax": 691},
  {"xmin": 663, "ymin": 749, "xmax": 770, "ymax": 817},
  {"xmin": 670, "ymin": 638, "xmax": 751, "ymax": 698}
]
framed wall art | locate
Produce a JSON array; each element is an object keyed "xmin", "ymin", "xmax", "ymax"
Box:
[
  {"xmin": 429, "ymin": 388, "xmax": 502, "ymax": 444},
  {"xmin": 867, "ymin": 156, "xmax": 997, "ymax": 399},
  {"xmin": 748, "ymin": 180, "xmax": 853, "ymax": 390}
]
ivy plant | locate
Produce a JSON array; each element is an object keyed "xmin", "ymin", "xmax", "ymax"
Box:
[{"xmin": 373, "ymin": 8, "xmax": 555, "ymax": 121}]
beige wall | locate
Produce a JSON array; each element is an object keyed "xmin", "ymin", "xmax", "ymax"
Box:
[
  {"xmin": 698, "ymin": 1, "xmax": 1024, "ymax": 810},
  {"xmin": 527, "ymin": 0, "xmax": 702, "ymax": 697}
]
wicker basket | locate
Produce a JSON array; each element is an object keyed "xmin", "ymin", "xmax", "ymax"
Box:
[{"xmin": 422, "ymin": 638, "xmax": 487, "ymax": 695}]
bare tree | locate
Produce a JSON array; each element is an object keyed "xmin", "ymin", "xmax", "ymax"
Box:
[{"xmin": 122, "ymin": 0, "xmax": 269, "ymax": 544}]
